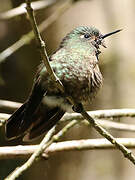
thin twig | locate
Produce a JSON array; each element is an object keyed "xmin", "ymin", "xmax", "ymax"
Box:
[
  {"xmin": 1, "ymin": 101, "xmax": 135, "ymax": 133},
  {"xmin": 0, "ymin": 0, "xmax": 72, "ymax": 63},
  {"xmin": 25, "ymin": 0, "xmax": 69, "ymax": 93},
  {"xmin": 0, "ymin": 0, "xmax": 57, "ymax": 20},
  {"xmin": 5, "ymin": 120, "xmax": 78, "ymax": 180},
  {"xmin": 0, "ymin": 113, "xmax": 10, "ymax": 126},
  {"xmin": 0, "ymin": 100, "xmax": 21, "ymax": 112},
  {"xmin": 82, "ymin": 119, "xmax": 135, "ymax": 132},
  {"xmin": 1, "ymin": 100, "xmax": 135, "ymax": 132},
  {"xmin": 5, "ymin": 125, "xmax": 56, "ymax": 180},
  {"xmin": 62, "ymin": 108, "xmax": 135, "ymax": 120},
  {"xmin": 81, "ymin": 110, "xmax": 135, "ymax": 164},
  {"xmin": 1, "ymin": 98, "xmax": 135, "ymax": 118},
  {"xmin": 1, "ymin": 138, "xmax": 135, "ymax": 159},
  {"xmin": 1, "ymin": 98, "xmax": 135, "ymax": 117},
  {"xmin": 1, "ymin": 111, "xmax": 135, "ymax": 132}
]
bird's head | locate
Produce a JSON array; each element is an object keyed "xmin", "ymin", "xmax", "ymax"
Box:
[{"xmin": 60, "ymin": 26, "xmax": 121, "ymax": 58}]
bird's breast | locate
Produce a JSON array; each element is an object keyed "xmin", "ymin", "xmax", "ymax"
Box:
[{"xmin": 40, "ymin": 50, "xmax": 103, "ymax": 103}]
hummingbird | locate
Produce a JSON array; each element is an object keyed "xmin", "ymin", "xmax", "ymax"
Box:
[{"xmin": 5, "ymin": 26, "xmax": 121, "ymax": 141}]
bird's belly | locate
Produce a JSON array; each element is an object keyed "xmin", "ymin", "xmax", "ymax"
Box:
[{"xmin": 43, "ymin": 96, "xmax": 73, "ymax": 112}]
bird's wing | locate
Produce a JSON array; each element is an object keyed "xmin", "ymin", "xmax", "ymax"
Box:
[{"xmin": 6, "ymin": 64, "xmax": 65, "ymax": 141}]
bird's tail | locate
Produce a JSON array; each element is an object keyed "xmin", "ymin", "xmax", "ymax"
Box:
[
  {"xmin": 23, "ymin": 105, "xmax": 65, "ymax": 141},
  {"xmin": 5, "ymin": 82, "xmax": 65, "ymax": 141},
  {"xmin": 5, "ymin": 82, "xmax": 45, "ymax": 140}
]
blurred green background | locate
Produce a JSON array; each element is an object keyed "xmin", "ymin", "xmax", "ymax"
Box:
[{"xmin": 0, "ymin": 0, "xmax": 135, "ymax": 179}]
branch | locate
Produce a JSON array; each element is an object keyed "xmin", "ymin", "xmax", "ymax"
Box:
[
  {"xmin": 62, "ymin": 108, "xmax": 135, "ymax": 120},
  {"xmin": 25, "ymin": 0, "xmax": 69, "ymax": 93},
  {"xmin": 82, "ymin": 119, "xmax": 135, "ymax": 132},
  {"xmin": 0, "ymin": 99, "xmax": 21, "ymax": 112},
  {"xmin": 5, "ymin": 125, "xmax": 56, "ymax": 180},
  {"xmin": 1, "ymin": 98, "xmax": 135, "ymax": 118},
  {"xmin": 0, "ymin": 0, "xmax": 57, "ymax": 20},
  {"xmin": 0, "ymin": 113, "xmax": 10, "ymax": 126},
  {"xmin": 1, "ymin": 99, "xmax": 135, "ymax": 117},
  {"xmin": 1, "ymin": 138, "xmax": 135, "ymax": 159},
  {"xmin": 5, "ymin": 120, "xmax": 78, "ymax": 180},
  {"xmin": 81, "ymin": 110, "xmax": 135, "ymax": 163},
  {"xmin": 0, "ymin": 0, "xmax": 72, "ymax": 63},
  {"xmin": 1, "ymin": 107, "xmax": 135, "ymax": 132}
]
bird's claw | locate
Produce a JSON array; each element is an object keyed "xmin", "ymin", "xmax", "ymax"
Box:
[{"xmin": 72, "ymin": 103, "xmax": 83, "ymax": 113}]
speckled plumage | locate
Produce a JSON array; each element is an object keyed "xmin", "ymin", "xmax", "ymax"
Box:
[
  {"xmin": 6, "ymin": 26, "xmax": 120, "ymax": 141},
  {"xmin": 38, "ymin": 26, "xmax": 103, "ymax": 104},
  {"xmin": 39, "ymin": 45, "xmax": 102, "ymax": 103}
]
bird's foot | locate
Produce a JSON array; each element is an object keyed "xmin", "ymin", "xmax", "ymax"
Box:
[{"xmin": 72, "ymin": 103, "xmax": 83, "ymax": 113}]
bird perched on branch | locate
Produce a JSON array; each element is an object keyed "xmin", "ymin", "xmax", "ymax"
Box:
[{"xmin": 5, "ymin": 26, "xmax": 121, "ymax": 141}]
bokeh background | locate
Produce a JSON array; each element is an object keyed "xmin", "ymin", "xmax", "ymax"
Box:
[{"xmin": 0, "ymin": 0, "xmax": 135, "ymax": 179}]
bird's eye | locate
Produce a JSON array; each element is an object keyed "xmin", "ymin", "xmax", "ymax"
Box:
[{"xmin": 84, "ymin": 33, "xmax": 90, "ymax": 39}]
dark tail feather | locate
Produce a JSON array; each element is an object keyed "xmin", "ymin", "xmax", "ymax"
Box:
[
  {"xmin": 5, "ymin": 103, "xmax": 27, "ymax": 139},
  {"xmin": 5, "ymin": 82, "xmax": 45, "ymax": 140},
  {"xmin": 23, "ymin": 105, "xmax": 65, "ymax": 141}
]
